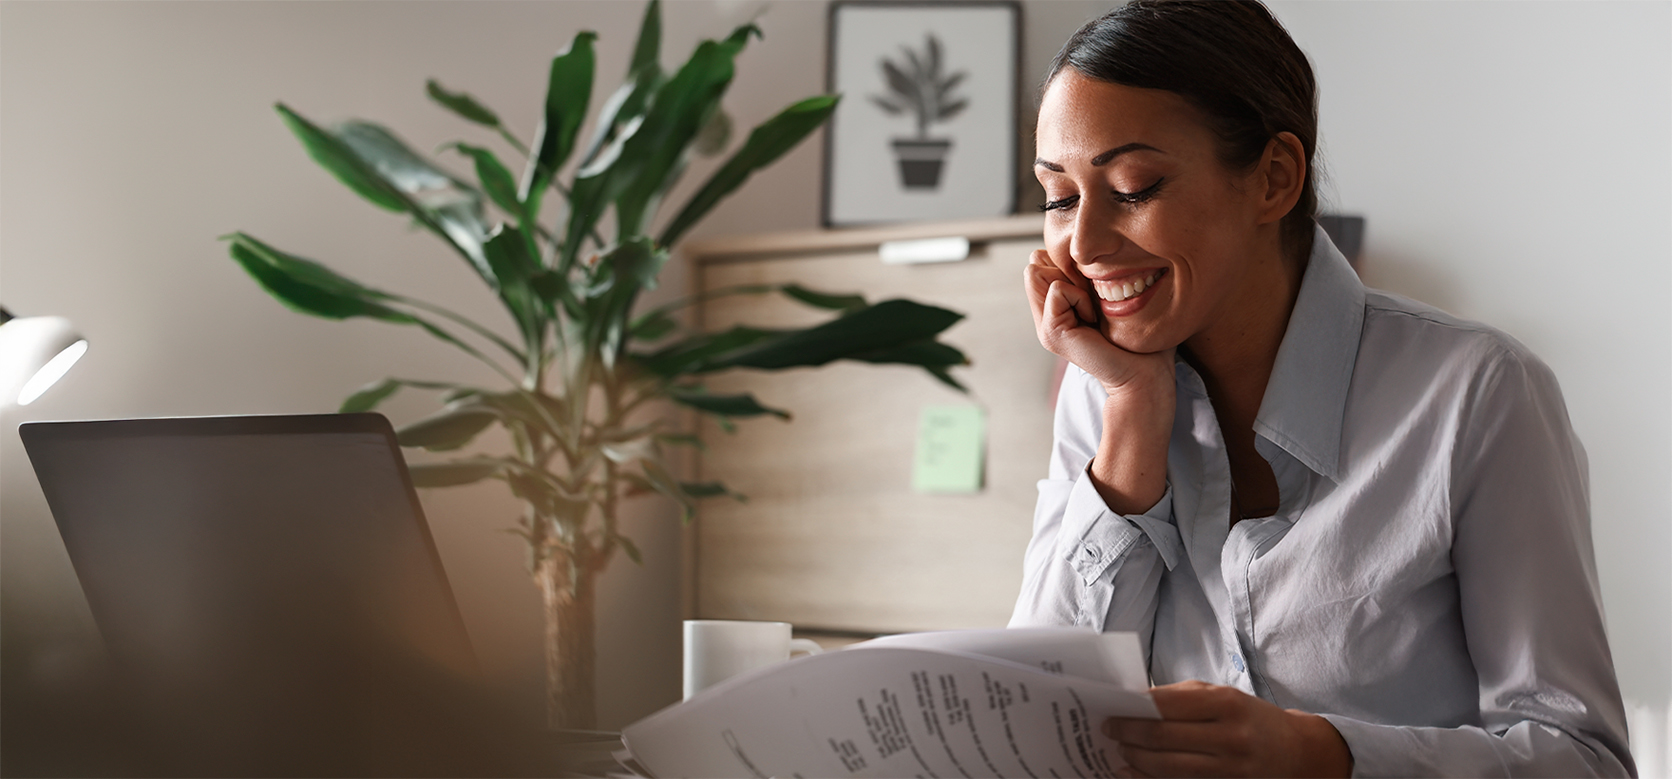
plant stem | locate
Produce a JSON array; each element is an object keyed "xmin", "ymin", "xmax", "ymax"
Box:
[
  {"xmin": 537, "ymin": 543, "xmax": 596, "ymax": 729},
  {"xmin": 497, "ymin": 127, "xmax": 530, "ymax": 157}
]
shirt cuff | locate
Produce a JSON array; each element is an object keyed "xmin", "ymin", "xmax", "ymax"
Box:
[
  {"xmin": 1320, "ymin": 713, "xmax": 1444, "ymax": 779},
  {"xmin": 1058, "ymin": 467, "xmax": 1181, "ymax": 588}
]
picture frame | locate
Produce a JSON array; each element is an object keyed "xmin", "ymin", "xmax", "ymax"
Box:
[{"xmin": 823, "ymin": 0, "xmax": 1020, "ymax": 227}]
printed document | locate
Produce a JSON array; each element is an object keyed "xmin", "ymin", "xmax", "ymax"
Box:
[{"xmin": 621, "ymin": 627, "xmax": 1158, "ymax": 778}]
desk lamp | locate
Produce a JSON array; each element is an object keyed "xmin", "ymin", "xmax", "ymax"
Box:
[{"xmin": 0, "ymin": 306, "xmax": 88, "ymax": 406}]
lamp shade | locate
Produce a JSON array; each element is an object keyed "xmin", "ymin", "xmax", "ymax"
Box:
[{"xmin": 0, "ymin": 309, "xmax": 88, "ymax": 406}]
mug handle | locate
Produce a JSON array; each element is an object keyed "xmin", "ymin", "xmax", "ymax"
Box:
[{"xmin": 789, "ymin": 638, "xmax": 824, "ymax": 658}]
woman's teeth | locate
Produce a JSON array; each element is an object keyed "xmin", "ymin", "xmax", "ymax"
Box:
[{"xmin": 1093, "ymin": 269, "xmax": 1165, "ymax": 302}]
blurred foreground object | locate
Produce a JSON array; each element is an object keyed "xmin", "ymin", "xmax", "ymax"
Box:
[{"xmin": 0, "ymin": 306, "xmax": 87, "ymax": 406}]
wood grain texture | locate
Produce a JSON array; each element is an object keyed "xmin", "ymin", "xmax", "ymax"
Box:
[{"xmin": 687, "ymin": 225, "xmax": 1055, "ymax": 634}]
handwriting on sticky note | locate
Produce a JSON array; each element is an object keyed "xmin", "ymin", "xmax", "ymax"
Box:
[{"xmin": 912, "ymin": 404, "xmax": 985, "ymax": 494}]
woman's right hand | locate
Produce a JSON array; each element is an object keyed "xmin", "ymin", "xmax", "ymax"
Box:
[
  {"xmin": 1025, "ymin": 249, "xmax": 1175, "ymax": 515},
  {"xmin": 1024, "ymin": 250, "xmax": 1175, "ymax": 396}
]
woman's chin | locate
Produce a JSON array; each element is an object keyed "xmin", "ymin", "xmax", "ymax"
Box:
[{"xmin": 1101, "ymin": 323, "xmax": 1174, "ymax": 356}]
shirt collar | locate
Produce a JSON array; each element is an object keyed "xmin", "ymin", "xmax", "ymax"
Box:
[{"xmin": 1252, "ymin": 223, "xmax": 1366, "ymax": 483}]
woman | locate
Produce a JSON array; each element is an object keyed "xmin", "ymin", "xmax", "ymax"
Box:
[{"xmin": 1009, "ymin": 2, "xmax": 1635, "ymax": 777}]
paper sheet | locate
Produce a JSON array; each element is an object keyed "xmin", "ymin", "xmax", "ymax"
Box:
[{"xmin": 622, "ymin": 628, "xmax": 1157, "ymax": 779}]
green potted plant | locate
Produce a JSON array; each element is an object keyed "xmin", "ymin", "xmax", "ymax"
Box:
[
  {"xmin": 224, "ymin": 1, "xmax": 967, "ymax": 729},
  {"xmin": 872, "ymin": 33, "xmax": 969, "ymax": 189}
]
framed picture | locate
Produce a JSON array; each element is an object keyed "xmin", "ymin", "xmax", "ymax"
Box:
[{"xmin": 823, "ymin": 1, "xmax": 1020, "ymax": 227}]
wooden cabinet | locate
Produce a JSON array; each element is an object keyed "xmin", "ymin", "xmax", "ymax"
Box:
[{"xmin": 682, "ymin": 216, "xmax": 1055, "ymax": 635}]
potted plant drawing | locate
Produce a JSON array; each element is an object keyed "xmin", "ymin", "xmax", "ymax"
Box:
[
  {"xmin": 871, "ymin": 33, "xmax": 969, "ymax": 190},
  {"xmin": 223, "ymin": 0, "xmax": 968, "ymax": 730}
]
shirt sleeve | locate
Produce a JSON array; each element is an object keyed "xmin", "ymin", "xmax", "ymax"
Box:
[
  {"xmin": 1320, "ymin": 344, "xmax": 1634, "ymax": 778},
  {"xmin": 1009, "ymin": 364, "xmax": 1183, "ymax": 655}
]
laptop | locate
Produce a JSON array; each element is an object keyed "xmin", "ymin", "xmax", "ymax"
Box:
[{"xmin": 20, "ymin": 413, "xmax": 530, "ymax": 776}]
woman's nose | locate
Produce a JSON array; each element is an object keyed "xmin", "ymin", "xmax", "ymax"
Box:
[{"xmin": 1068, "ymin": 198, "xmax": 1123, "ymax": 266}]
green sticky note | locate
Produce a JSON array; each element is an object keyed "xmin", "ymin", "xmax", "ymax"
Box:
[{"xmin": 912, "ymin": 404, "xmax": 986, "ymax": 494}]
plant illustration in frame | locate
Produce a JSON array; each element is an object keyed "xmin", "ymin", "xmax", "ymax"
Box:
[{"xmin": 871, "ymin": 33, "xmax": 969, "ymax": 190}]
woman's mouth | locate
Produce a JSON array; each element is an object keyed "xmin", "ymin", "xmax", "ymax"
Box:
[{"xmin": 1090, "ymin": 268, "xmax": 1166, "ymax": 312}]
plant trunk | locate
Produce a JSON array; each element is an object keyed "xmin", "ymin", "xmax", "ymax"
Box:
[{"xmin": 537, "ymin": 550, "xmax": 596, "ymax": 730}]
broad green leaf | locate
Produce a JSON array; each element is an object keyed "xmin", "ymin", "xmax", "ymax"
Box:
[
  {"xmin": 629, "ymin": 0, "xmax": 661, "ymax": 77},
  {"xmin": 226, "ymin": 232, "xmax": 413, "ymax": 323},
  {"xmin": 583, "ymin": 238, "xmax": 668, "ymax": 367},
  {"xmin": 615, "ymin": 533, "xmax": 643, "ymax": 565},
  {"xmin": 522, "ymin": 31, "xmax": 597, "ymax": 217},
  {"xmin": 276, "ymin": 103, "xmax": 407, "ymax": 212},
  {"xmin": 278, "ymin": 104, "xmax": 492, "ymax": 282},
  {"xmin": 466, "ymin": 389, "xmax": 567, "ymax": 432},
  {"xmin": 611, "ymin": 26, "xmax": 760, "ymax": 238},
  {"xmin": 667, "ymin": 389, "xmax": 789, "ymax": 420},
  {"xmin": 696, "ymin": 299, "xmax": 962, "ymax": 372},
  {"xmin": 426, "ymin": 79, "xmax": 501, "ymax": 127},
  {"xmin": 655, "ymin": 432, "xmax": 705, "ymax": 451},
  {"xmin": 600, "ymin": 436, "xmax": 655, "ymax": 464},
  {"xmin": 847, "ymin": 340, "xmax": 967, "ymax": 368},
  {"xmin": 679, "ymin": 481, "xmax": 745, "ymax": 502},
  {"xmin": 481, "ymin": 227, "xmax": 541, "ymax": 341},
  {"xmin": 341, "ymin": 378, "xmax": 402, "ymax": 413},
  {"xmin": 577, "ymin": 67, "xmax": 659, "ymax": 174},
  {"xmin": 925, "ymin": 365, "xmax": 968, "ymax": 392},
  {"xmin": 396, "ymin": 408, "xmax": 499, "ymax": 450},
  {"xmin": 482, "ymin": 225, "xmax": 538, "ymax": 287},
  {"xmin": 640, "ymin": 458, "xmax": 693, "ymax": 521},
  {"xmin": 692, "ymin": 107, "xmax": 732, "ymax": 157},
  {"xmin": 659, "ymin": 94, "xmax": 839, "ymax": 246},
  {"xmin": 630, "ymin": 309, "xmax": 680, "ymax": 341},
  {"xmin": 528, "ymin": 268, "xmax": 581, "ymax": 316},
  {"xmin": 342, "ymin": 377, "xmax": 470, "ymax": 414},
  {"xmin": 599, "ymin": 236, "xmax": 666, "ymax": 294},
  {"xmin": 226, "ymin": 234, "xmax": 513, "ymax": 369},
  {"xmin": 628, "ymin": 282, "xmax": 849, "ymax": 333},
  {"xmin": 408, "ymin": 458, "xmax": 503, "ymax": 487},
  {"xmin": 506, "ymin": 470, "xmax": 573, "ymax": 518},
  {"xmin": 635, "ymin": 324, "xmax": 785, "ymax": 376},
  {"xmin": 333, "ymin": 121, "xmax": 491, "ymax": 277},
  {"xmin": 620, "ymin": 473, "xmax": 657, "ymax": 497},
  {"xmin": 448, "ymin": 143, "xmax": 522, "ymax": 218},
  {"xmin": 780, "ymin": 283, "xmax": 866, "ymax": 313}
]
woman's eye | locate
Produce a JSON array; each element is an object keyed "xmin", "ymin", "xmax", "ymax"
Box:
[
  {"xmin": 1112, "ymin": 178, "xmax": 1165, "ymax": 204},
  {"xmin": 1038, "ymin": 194, "xmax": 1079, "ymax": 212}
]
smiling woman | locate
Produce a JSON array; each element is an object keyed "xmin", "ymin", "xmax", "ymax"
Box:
[{"xmin": 1010, "ymin": 1, "xmax": 1635, "ymax": 777}]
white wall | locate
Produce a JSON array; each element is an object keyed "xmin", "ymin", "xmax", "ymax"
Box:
[{"xmin": 1, "ymin": 0, "xmax": 1666, "ymax": 752}]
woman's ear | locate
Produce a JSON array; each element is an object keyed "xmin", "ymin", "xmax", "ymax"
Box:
[{"xmin": 1255, "ymin": 131, "xmax": 1306, "ymax": 225}]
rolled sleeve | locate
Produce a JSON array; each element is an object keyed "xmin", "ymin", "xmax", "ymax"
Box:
[{"xmin": 1012, "ymin": 463, "xmax": 1180, "ymax": 653}]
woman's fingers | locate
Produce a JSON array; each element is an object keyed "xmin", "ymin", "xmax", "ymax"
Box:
[
  {"xmin": 1025, "ymin": 253, "xmax": 1082, "ymax": 323},
  {"xmin": 1102, "ymin": 682, "xmax": 1353, "ymax": 779},
  {"xmin": 1105, "ymin": 717, "xmax": 1228, "ymax": 754},
  {"xmin": 1119, "ymin": 744, "xmax": 1226, "ymax": 779},
  {"xmin": 1147, "ymin": 680, "xmax": 1244, "ymax": 721}
]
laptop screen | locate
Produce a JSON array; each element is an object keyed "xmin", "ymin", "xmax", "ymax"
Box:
[{"xmin": 21, "ymin": 413, "xmax": 494, "ymax": 775}]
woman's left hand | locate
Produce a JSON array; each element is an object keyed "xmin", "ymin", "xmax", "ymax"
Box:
[{"xmin": 1104, "ymin": 680, "xmax": 1353, "ymax": 778}]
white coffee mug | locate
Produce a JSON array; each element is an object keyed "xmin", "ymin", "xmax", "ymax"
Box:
[{"xmin": 683, "ymin": 619, "xmax": 823, "ymax": 700}]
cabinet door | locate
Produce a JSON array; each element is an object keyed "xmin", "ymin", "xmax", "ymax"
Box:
[{"xmin": 694, "ymin": 235, "xmax": 1055, "ymax": 633}]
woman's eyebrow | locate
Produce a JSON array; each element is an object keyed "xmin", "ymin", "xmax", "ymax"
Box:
[{"xmin": 1034, "ymin": 142, "xmax": 1163, "ymax": 172}]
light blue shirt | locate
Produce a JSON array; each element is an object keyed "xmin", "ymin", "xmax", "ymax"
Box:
[{"xmin": 1010, "ymin": 226, "xmax": 1634, "ymax": 777}]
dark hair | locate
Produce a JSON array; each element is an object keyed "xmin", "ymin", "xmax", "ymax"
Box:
[{"xmin": 1047, "ymin": 0, "xmax": 1319, "ymax": 259}]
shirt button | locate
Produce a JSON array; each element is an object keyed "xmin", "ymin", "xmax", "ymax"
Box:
[{"xmin": 1230, "ymin": 653, "xmax": 1246, "ymax": 673}]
